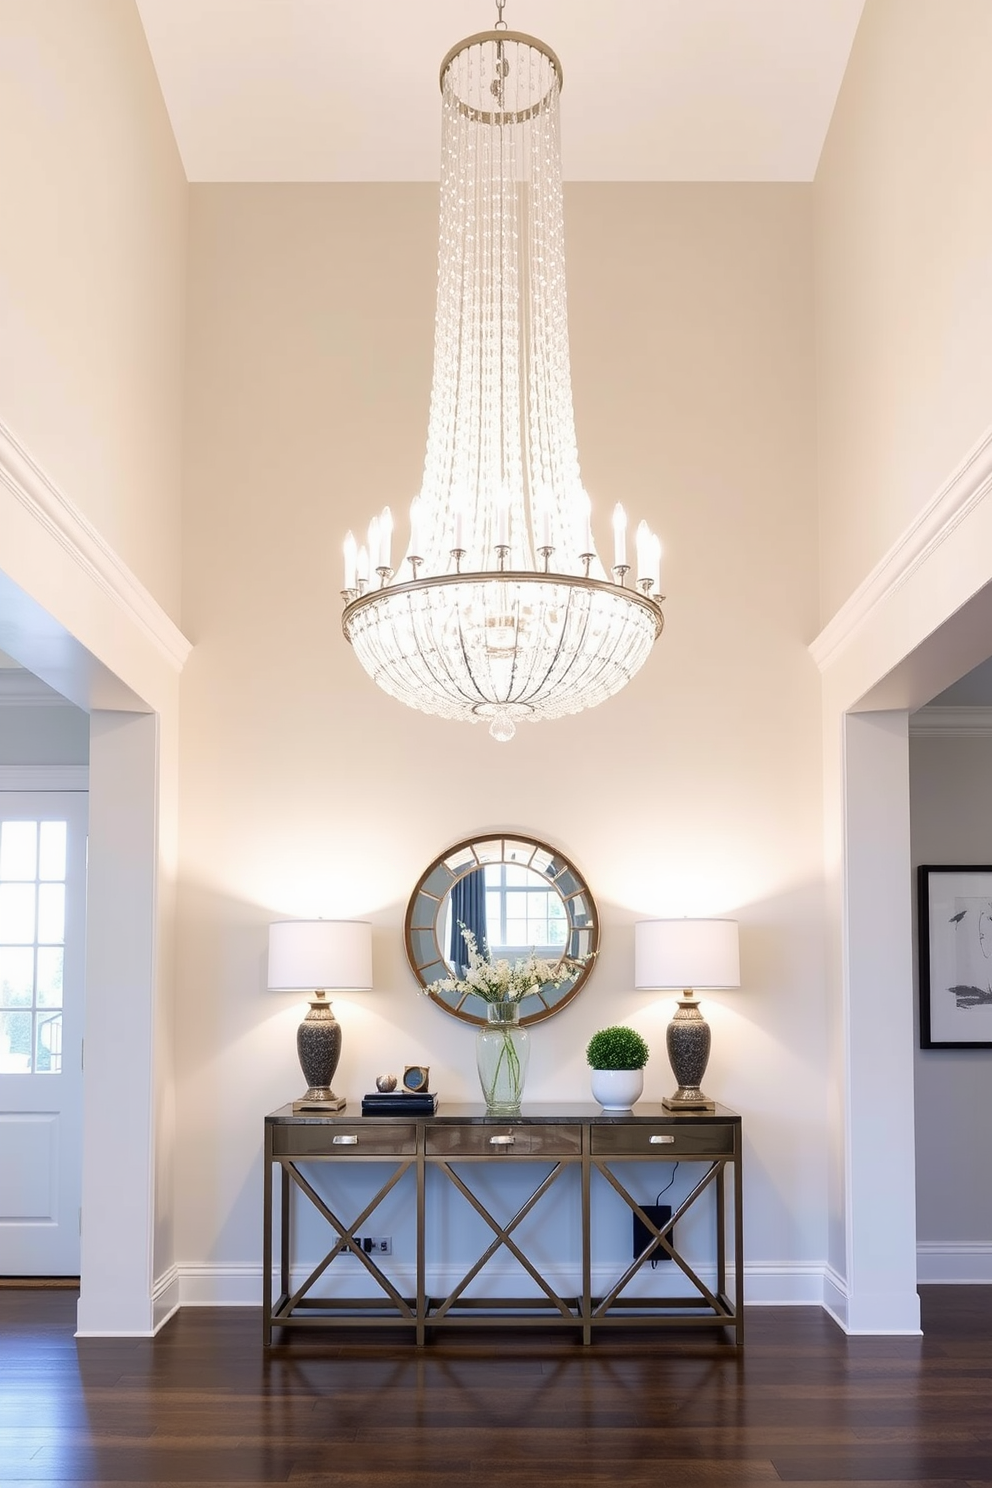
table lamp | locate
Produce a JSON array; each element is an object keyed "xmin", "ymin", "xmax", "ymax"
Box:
[
  {"xmin": 634, "ymin": 918, "xmax": 740, "ymax": 1111},
  {"xmin": 267, "ymin": 919, "xmax": 373, "ymax": 1112}
]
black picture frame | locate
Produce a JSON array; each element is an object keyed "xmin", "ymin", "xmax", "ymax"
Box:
[{"xmin": 918, "ymin": 864, "xmax": 992, "ymax": 1049}]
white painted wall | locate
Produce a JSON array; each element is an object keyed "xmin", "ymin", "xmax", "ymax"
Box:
[
  {"xmin": 78, "ymin": 711, "xmax": 163, "ymax": 1334},
  {"xmin": 910, "ymin": 726, "xmax": 992, "ymax": 1281}
]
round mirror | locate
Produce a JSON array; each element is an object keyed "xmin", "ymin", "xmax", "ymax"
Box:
[{"xmin": 405, "ymin": 834, "xmax": 599, "ymax": 1026}]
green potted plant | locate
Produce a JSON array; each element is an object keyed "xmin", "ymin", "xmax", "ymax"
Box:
[{"xmin": 586, "ymin": 1025, "xmax": 650, "ymax": 1109}]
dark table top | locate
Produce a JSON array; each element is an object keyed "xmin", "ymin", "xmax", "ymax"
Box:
[{"xmin": 265, "ymin": 1101, "xmax": 741, "ymax": 1126}]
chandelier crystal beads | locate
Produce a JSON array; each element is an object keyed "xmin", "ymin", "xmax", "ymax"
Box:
[{"xmin": 341, "ymin": 24, "xmax": 664, "ymax": 741}]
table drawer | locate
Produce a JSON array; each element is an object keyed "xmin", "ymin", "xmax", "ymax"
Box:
[
  {"xmin": 270, "ymin": 1122, "xmax": 418, "ymax": 1158},
  {"xmin": 426, "ymin": 1124, "xmax": 582, "ymax": 1158},
  {"xmin": 590, "ymin": 1123, "xmax": 735, "ymax": 1159}
]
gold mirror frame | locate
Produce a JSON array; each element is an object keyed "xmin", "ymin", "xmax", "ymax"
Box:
[{"xmin": 404, "ymin": 833, "xmax": 599, "ymax": 1026}]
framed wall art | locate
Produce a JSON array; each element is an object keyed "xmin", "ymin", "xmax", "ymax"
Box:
[{"xmin": 918, "ymin": 865, "xmax": 992, "ymax": 1049}]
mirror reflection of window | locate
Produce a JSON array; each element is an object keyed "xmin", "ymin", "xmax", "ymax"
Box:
[
  {"xmin": 444, "ymin": 863, "xmax": 567, "ymax": 969},
  {"xmin": 486, "ymin": 863, "xmax": 568, "ymax": 955}
]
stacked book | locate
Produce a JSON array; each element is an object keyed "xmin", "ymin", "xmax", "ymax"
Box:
[{"xmin": 361, "ymin": 1091, "xmax": 439, "ymax": 1116}]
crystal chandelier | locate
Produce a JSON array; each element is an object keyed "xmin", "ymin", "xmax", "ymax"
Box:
[{"xmin": 341, "ymin": 7, "xmax": 664, "ymax": 742}]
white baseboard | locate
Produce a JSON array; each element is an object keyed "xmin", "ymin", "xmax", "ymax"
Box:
[
  {"xmin": 173, "ymin": 1260, "xmax": 831, "ymax": 1309},
  {"xmin": 917, "ymin": 1242, "xmax": 992, "ymax": 1283},
  {"xmin": 821, "ymin": 1264, "xmax": 849, "ymax": 1331},
  {"xmin": 152, "ymin": 1265, "xmax": 180, "ymax": 1333},
  {"xmin": 177, "ymin": 1265, "xmax": 266, "ymax": 1307},
  {"xmin": 117, "ymin": 1257, "xmax": 992, "ymax": 1332},
  {"xmin": 741, "ymin": 1263, "xmax": 827, "ymax": 1306}
]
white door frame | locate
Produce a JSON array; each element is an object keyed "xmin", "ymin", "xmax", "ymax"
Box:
[
  {"xmin": 815, "ymin": 423, "xmax": 992, "ymax": 1333},
  {"xmin": 0, "ymin": 417, "xmax": 188, "ymax": 1336}
]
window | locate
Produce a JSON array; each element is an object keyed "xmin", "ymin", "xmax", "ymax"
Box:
[{"xmin": 0, "ymin": 820, "xmax": 67, "ymax": 1074}]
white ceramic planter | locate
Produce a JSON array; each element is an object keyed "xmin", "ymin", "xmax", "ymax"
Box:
[{"xmin": 590, "ymin": 1068, "xmax": 644, "ymax": 1110}]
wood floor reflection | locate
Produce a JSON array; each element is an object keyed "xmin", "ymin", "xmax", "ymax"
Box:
[{"xmin": 1, "ymin": 1286, "xmax": 990, "ymax": 1486}]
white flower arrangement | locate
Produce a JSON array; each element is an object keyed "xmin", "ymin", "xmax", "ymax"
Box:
[{"xmin": 427, "ymin": 925, "xmax": 587, "ymax": 1005}]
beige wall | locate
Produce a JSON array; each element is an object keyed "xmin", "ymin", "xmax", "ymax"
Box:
[
  {"xmin": 176, "ymin": 183, "xmax": 827, "ymax": 1286},
  {"xmin": 0, "ymin": 0, "xmax": 187, "ymax": 619},
  {"xmin": 814, "ymin": 0, "xmax": 992, "ymax": 624}
]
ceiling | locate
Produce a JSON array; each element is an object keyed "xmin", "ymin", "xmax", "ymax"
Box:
[{"xmin": 134, "ymin": 0, "xmax": 865, "ymax": 183}]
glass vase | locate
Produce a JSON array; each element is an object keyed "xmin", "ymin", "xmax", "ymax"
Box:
[{"xmin": 476, "ymin": 1002, "xmax": 530, "ymax": 1115}]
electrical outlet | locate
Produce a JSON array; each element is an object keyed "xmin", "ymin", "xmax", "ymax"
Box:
[{"xmin": 351, "ymin": 1235, "xmax": 391, "ymax": 1255}]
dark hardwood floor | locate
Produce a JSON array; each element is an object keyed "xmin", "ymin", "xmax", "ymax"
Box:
[{"xmin": 1, "ymin": 1287, "xmax": 990, "ymax": 1486}]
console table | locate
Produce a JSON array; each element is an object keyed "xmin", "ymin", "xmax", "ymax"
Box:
[{"xmin": 263, "ymin": 1102, "xmax": 743, "ymax": 1346}]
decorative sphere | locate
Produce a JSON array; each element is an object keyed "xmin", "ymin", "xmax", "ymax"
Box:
[{"xmin": 375, "ymin": 1073, "xmax": 398, "ymax": 1092}]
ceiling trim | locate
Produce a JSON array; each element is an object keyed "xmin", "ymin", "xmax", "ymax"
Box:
[
  {"xmin": 910, "ymin": 707, "xmax": 992, "ymax": 736},
  {"xmin": 809, "ymin": 422, "xmax": 992, "ymax": 674},
  {"xmin": 0, "ymin": 419, "xmax": 192, "ymax": 674},
  {"xmin": 134, "ymin": 0, "xmax": 865, "ymax": 185},
  {"xmin": 0, "ymin": 672, "xmax": 74, "ymax": 707},
  {"xmin": 0, "ymin": 766, "xmax": 89, "ymax": 791}
]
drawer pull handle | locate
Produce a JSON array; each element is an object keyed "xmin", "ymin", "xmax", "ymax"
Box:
[
  {"xmin": 489, "ymin": 1134, "xmax": 515, "ymax": 1146},
  {"xmin": 649, "ymin": 1134, "xmax": 676, "ymax": 1145},
  {"xmin": 332, "ymin": 1134, "xmax": 359, "ymax": 1146}
]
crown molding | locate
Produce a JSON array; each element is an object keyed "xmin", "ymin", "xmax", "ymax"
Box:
[
  {"xmin": 0, "ymin": 418, "xmax": 192, "ymax": 673},
  {"xmin": 0, "ymin": 670, "xmax": 75, "ymax": 707},
  {"xmin": 810, "ymin": 423, "xmax": 992, "ymax": 672},
  {"xmin": 909, "ymin": 706, "xmax": 992, "ymax": 736}
]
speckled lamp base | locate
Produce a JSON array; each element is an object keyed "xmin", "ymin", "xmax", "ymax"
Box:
[
  {"xmin": 292, "ymin": 990, "xmax": 346, "ymax": 1112},
  {"xmin": 662, "ymin": 993, "xmax": 715, "ymax": 1111}
]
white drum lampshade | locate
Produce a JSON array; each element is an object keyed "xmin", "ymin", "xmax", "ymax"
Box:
[
  {"xmin": 267, "ymin": 920, "xmax": 373, "ymax": 1113},
  {"xmin": 268, "ymin": 919, "xmax": 373, "ymax": 992},
  {"xmin": 635, "ymin": 918, "xmax": 740, "ymax": 1112},
  {"xmin": 635, "ymin": 918, "xmax": 740, "ymax": 992}
]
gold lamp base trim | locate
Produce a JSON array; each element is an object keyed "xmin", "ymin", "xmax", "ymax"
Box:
[
  {"xmin": 293, "ymin": 1090, "xmax": 347, "ymax": 1113},
  {"xmin": 662, "ymin": 1089, "xmax": 715, "ymax": 1112}
]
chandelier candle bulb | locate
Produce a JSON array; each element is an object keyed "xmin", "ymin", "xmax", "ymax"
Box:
[
  {"xmin": 651, "ymin": 534, "xmax": 662, "ymax": 593},
  {"xmin": 367, "ymin": 516, "xmax": 380, "ymax": 574},
  {"xmin": 379, "ymin": 507, "xmax": 393, "ymax": 570},
  {"xmin": 537, "ymin": 504, "xmax": 553, "ymax": 552},
  {"xmin": 356, "ymin": 544, "xmax": 369, "ymax": 587},
  {"xmin": 581, "ymin": 492, "xmax": 594, "ymax": 556},
  {"xmin": 612, "ymin": 504, "xmax": 627, "ymax": 568},
  {"xmin": 343, "ymin": 531, "xmax": 357, "ymax": 591},
  {"xmin": 635, "ymin": 520, "xmax": 651, "ymax": 581},
  {"xmin": 408, "ymin": 497, "xmax": 423, "ymax": 559},
  {"xmin": 495, "ymin": 489, "xmax": 510, "ymax": 550}
]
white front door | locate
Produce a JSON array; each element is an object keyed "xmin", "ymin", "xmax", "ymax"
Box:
[{"xmin": 0, "ymin": 790, "xmax": 87, "ymax": 1275}]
